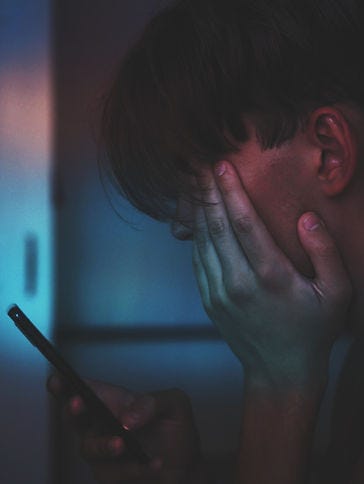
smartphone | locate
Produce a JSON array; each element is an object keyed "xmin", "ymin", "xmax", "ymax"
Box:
[{"xmin": 7, "ymin": 304, "xmax": 149, "ymax": 464}]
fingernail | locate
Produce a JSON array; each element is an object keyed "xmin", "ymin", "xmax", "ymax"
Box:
[
  {"xmin": 109, "ymin": 437, "xmax": 124, "ymax": 456},
  {"xmin": 122, "ymin": 412, "xmax": 139, "ymax": 430},
  {"xmin": 303, "ymin": 213, "xmax": 321, "ymax": 231},
  {"xmin": 215, "ymin": 162, "xmax": 226, "ymax": 177}
]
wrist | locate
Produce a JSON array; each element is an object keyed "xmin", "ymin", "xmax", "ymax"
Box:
[
  {"xmin": 243, "ymin": 351, "xmax": 330, "ymax": 398},
  {"xmin": 242, "ymin": 365, "xmax": 327, "ymax": 444},
  {"xmin": 237, "ymin": 363, "xmax": 326, "ymax": 484}
]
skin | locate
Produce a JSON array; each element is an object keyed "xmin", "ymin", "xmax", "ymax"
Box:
[
  {"xmin": 173, "ymin": 104, "xmax": 364, "ymax": 329},
  {"xmin": 48, "ymin": 104, "xmax": 364, "ymax": 482},
  {"xmin": 177, "ymin": 103, "xmax": 364, "ymax": 362},
  {"xmin": 172, "ymin": 103, "xmax": 364, "ymax": 482},
  {"xmin": 192, "ymin": 162, "xmax": 350, "ymax": 375},
  {"xmin": 47, "ymin": 375, "xmax": 210, "ymax": 484},
  {"xmin": 191, "ymin": 160, "xmax": 351, "ymax": 484}
]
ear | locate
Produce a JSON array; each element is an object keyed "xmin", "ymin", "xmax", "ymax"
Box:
[{"xmin": 307, "ymin": 107, "xmax": 358, "ymax": 197}]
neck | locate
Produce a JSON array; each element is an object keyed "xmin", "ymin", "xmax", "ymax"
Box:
[{"xmin": 329, "ymin": 195, "xmax": 364, "ymax": 338}]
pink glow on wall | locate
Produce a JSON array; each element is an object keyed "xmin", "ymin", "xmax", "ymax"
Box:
[{"xmin": 0, "ymin": 62, "xmax": 52, "ymax": 172}]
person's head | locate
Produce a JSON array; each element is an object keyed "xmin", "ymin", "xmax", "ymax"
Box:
[{"xmin": 99, "ymin": 0, "xmax": 364, "ymax": 277}]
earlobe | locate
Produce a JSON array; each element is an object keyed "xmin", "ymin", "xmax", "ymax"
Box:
[{"xmin": 309, "ymin": 108, "xmax": 358, "ymax": 197}]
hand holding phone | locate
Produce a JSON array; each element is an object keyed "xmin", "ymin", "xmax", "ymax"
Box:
[{"xmin": 7, "ymin": 304, "xmax": 149, "ymax": 464}]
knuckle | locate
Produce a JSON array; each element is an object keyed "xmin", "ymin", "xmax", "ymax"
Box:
[
  {"xmin": 196, "ymin": 174, "xmax": 213, "ymax": 193},
  {"xmin": 232, "ymin": 215, "xmax": 254, "ymax": 236},
  {"xmin": 196, "ymin": 176, "xmax": 208, "ymax": 189},
  {"xmin": 208, "ymin": 218, "xmax": 226, "ymax": 238},
  {"xmin": 135, "ymin": 394, "xmax": 154, "ymax": 415},
  {"xmin": 209, "ymin": 291, "xmax": 225, "ymax": 310},
  {"xmin": 258, "ymin": 264, "xmax": 291, "ymax": 291},
  {"xmin": 257, "ymin": 264, "xmax": 274, "ymax": 282},
  {"xmin": 200, "ymin": 185, "xmax": 215, "ymax": 198},
  {"xmin": 195, "ymin": 231, "xmax": 209, "ymax": 251},
  {"xmin": 219, "ymin": 175, "xmax": 235, "ymax": 194},
  {"xmin": 225, "ymin": 281, "xmax": 245, "ymax": 302},
  {"xmin": 225, "ymin": 276, "xmax": 254, "ymax": 302}
]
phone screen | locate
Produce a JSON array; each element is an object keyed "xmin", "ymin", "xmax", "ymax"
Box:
[{"xmin": 7, "ymin": 304, "xmax": 149, "ymax": 464}]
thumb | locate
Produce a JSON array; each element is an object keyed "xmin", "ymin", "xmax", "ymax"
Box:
[{"xmin": 297, "ymin": 212, "xmax": 352, "ymax": 304}]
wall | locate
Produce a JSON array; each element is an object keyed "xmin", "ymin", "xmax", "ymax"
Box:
[{"xmin": 0, "ymin": 1, "xmax": 53, "ymax": 482}]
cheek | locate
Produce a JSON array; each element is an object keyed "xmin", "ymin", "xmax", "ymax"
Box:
[{"xmin": 244, "ymin": 175, "xmax": 315, "ymax": 278}]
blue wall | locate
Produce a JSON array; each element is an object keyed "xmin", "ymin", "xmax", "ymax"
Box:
[{"xmin": 0, "ymin": 1, "xmax": 53, "ymax": 482}]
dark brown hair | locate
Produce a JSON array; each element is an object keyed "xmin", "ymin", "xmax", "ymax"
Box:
[{"xmin": 99, "ymin": 0, "xmax": 363, "ymax": 222}]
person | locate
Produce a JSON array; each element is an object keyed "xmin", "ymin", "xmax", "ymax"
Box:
[{"xmin": 47, "ymin": 0, "xmax": 364, "ymax": 482}]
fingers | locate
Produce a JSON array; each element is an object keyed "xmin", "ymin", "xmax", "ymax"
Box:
[
  {"xmin": 193, "ymin": 203, "xmax": 224, "ymax": 299},
  {"xmin": 194, "ymin": 161, "xmax": 351, "ymax": 309},
  {"xmin": 78, "ymin": 389, "xmax": 191, "ymax": 477},
  {"xmin": 194, "ymin": 168, "xmax": 252, "ymax": 281},
  {"xmin": 193, "ymin": 166, "xmax": 257, "ymax": 313},
  {"xmin": 193, "ymin": 161, "xmax": 295, "ymax": 299},
  {"xmin": 47, "ymin": 374, "xmax": 136, "ymax": 411},
  {"xmin": 81, "ymin": 434, "xmax": 125, "ymax": 460},
  {"xmin": 48, "ymin": 374, "xmax": 96, "ymax": 431},
  {"xmin": 170, "ymin": 196, "xmax": 194, "ymax": 241},
  {"xmin": 122, "ymin": 388, "xmax": 193, "ymax": 431},
  {"xmin": 48, "ymin": 375, "xmax": 163, "ymax": 478},
  {"xmin": 192, "ymin": 243, "xmax": 212, "ymax": 312},
  {"xmin": 210, "ymin": 161, "xmax": 292, "ymax": 277},
  {"xmin": 81, "ymin": 432, "xmax": 162, "ymax": 482},
  {"xmin": 297, "ymin": 212, "xmax": 352, "ymax": 304},
  {"xmin": 47, "ymin": 374, "xmax": 182, "ymax": 451},
  {"xmin": 47, "ymin": 374, "xmax": 137, "ymax": 434},
  {"xmin": 121, "ymin": 394, "xmax": 156, "ymax": 431}
]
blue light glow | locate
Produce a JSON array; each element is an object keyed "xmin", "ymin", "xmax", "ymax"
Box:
[{"xmin": 0, "ymin": 0, "xmax": 53, "ymax": 360}]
